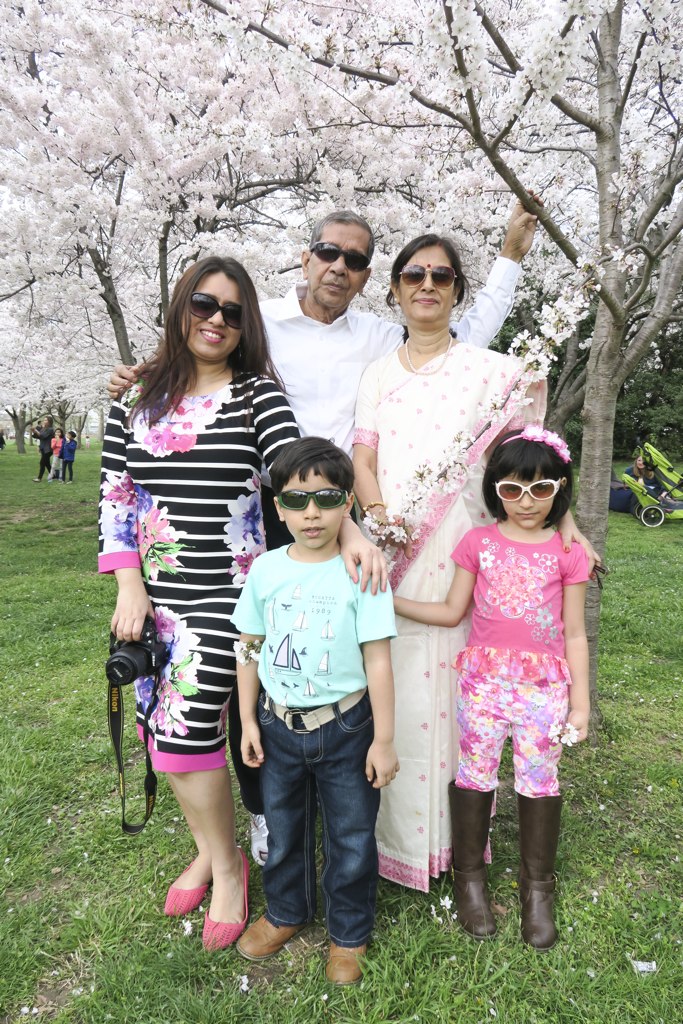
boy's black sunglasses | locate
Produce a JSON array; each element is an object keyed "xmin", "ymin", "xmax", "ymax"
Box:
[
  {"xmin": 190, "ymin": 292, "xmax": 242, "ymax": 328},
  {"xmin": 309, "ymin": 242, "xmax": 371, "ymax": 272},
  {"xmin": 277, "ymin": 488, "xmax": 348, "ymax": 511}
]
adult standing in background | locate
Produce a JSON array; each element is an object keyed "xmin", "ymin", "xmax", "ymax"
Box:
[{"xmin": 31, "ymin": 416, "xmax": 55, "ymax": 482}]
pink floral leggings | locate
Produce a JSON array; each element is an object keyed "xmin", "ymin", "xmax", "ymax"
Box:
[{"xmin": 455, "ymin": 671, "xmax": 569, "ymax": 798}]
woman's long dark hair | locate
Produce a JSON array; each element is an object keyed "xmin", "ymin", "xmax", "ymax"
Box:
[{"xmin": 132, "ymin": 255, "xmax": 281, "ymax": 427}]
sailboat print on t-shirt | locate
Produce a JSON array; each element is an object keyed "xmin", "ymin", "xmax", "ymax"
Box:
[
  {"xmin": 273, "ymin": 634, "xmax": 302, "ymax": 673},
  {"xmin": 316, "ymin": 651, "xmax": 331, "ymax": 676}
]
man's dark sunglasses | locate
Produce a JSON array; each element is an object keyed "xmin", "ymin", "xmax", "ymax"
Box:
[
  {"xmin": 309, "ymin": 242, "xmax": 371, "ymax": 272},
  {"xmin": 277, "ymin": 488, "xmax": 348, "ymax": 511},
  {"xmin": 190, "ymin": 292, "xmax": 242, "ymax": 328}
]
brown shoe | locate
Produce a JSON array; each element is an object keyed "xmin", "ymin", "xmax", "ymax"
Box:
[
  {"xmin": 325, "ymin": 943, "xmax": 367, "ymax": 985},
  {"xmin": 236, "ymin": 914, "xmax": 306, "ymax": 961}
]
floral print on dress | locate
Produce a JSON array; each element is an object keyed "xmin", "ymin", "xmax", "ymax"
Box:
[
  {"xmin": 149, "ymin": 606, "xmax": 201, "ymax": 739},
  {"xmin": 223, "ymin": 474, "xmax": 266, "ymax": 585},
  {"xmin": 131, "ymin": 388, "xmax": 229, "ymax": 458},
  {"xmin": 101, "ymin": 470, "xmax": 187, "ymax": 582}
]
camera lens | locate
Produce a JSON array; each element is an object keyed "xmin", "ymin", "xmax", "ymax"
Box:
[{"xmin": 105, "ymin": 645, "xmax": 152, "ymax": 685}]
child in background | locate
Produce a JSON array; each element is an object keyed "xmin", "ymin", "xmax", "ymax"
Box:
[
  {"xmin": 232, "ymin": 437, "xmax": 398, "ymax": 985},
  {"xmin": 62, "ymin": 431, "xmax": 77, "ymax": 483},
  {"xmin": 48, "ymin": 428, "xmax": 64, "ymax": 481},
  {"xmin": 394, "ymin": 426, "xmax": 589, "ymax": 952}
]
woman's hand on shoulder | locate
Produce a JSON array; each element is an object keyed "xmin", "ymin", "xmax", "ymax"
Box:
[
  {"xmin": 557, "ymin": 511, "xmax": 600, "ymax": 573},
  {"xmin": 339, "ymin": 517, "xmax": 388, "ymax": 594}
]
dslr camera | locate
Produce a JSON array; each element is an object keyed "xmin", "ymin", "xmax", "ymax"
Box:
[{"xmin": 106, "ymin": 615, "xmax": 168, "ymax": 685}]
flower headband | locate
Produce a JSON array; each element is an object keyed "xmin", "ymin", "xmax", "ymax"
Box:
[{"xmin": 502, "ymin": 425, "xmax": 572, "ymax": 463}]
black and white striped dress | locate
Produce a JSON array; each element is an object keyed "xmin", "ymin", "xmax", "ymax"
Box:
[{"xmin": 99, "ymin": 375, "xmax": 299, "ymax": 771}]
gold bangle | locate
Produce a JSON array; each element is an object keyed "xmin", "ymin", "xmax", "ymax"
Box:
[{"xmin": 362, "ymin": 500, "xmax": 386, "ymax": 514}]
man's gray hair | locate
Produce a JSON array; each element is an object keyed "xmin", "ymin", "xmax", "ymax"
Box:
[{"xmin": 308, "ymin": 210, "xmax": 375, "ymax": 262}]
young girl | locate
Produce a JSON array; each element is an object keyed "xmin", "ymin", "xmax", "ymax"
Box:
[
  {"xmin": 48, "ymin": 429, "xmax": 65, "ymax": 481},
  {"xmin": 394, "ymin": 426, "xmax": 589, "ymax": 952}
]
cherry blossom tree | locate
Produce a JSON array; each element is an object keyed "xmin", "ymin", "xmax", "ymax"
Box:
[{"xmin": 198, "ymin": 0, "xmax": 682, "ymax": 709}]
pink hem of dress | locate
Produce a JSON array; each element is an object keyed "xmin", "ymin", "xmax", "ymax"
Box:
[
  {"xmin": 378, "ymin": 847, "xmax": 454, "ymax": 892},
  {"xmin": 136, "ymin": 725, "xmax": 227, "ymax": 772}
]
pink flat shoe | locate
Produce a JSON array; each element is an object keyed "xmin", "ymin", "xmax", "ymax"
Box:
[
  {"xmin": 202, "ymin": 849, "xmax": 250, "ymax": 950},
  {"xmin": 164, "ymin": 861, "xmax": 211, "ymax": 917}
]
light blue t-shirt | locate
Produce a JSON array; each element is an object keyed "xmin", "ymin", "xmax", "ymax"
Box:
[{"xmin": 232, "ymin": 547, "xmax": 396, "ymax": 708}]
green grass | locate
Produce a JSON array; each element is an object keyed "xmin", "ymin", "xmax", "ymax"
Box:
[{"xmin": 1, "ymin": 446, "xmax": 681, "ymax": 1023}]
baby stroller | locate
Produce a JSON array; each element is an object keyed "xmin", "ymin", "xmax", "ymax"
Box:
[
  {"xmin": 640, "ymin": 443, "xmax": 683, "ymax": 501},
  {"xmin": 620, "ymin": 471, "xmax": 683, "ymax": 527}
]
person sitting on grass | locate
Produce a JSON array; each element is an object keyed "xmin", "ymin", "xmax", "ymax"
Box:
[
  {"xmin": 232, "ymin": 437, "xmax": 399, "ymax": 985},
  {"xmin": 393, "ymin": 427, "xmax": 589, "ymax": 952}
]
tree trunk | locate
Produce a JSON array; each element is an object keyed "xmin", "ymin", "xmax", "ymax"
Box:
[
  {"xmin": 575, "ymin": 308, "xmax": 625, "ymax": 741},
  {"xmin": 6, "ymin": 405, "xmax": 28, "ymax": 453}
]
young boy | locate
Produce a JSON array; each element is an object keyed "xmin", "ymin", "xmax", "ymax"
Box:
[
  {"xmin": 62, "ymin": 431, "xmax": 77, "ymax": 482},
  {"xmin": 232, "ymin": 437, "xmax": 398, "ymax": 985}
]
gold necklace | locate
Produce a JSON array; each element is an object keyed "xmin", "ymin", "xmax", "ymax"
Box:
[{"xmin": 405, "ymin": 334, "xmax": 454, "ymax": 376}]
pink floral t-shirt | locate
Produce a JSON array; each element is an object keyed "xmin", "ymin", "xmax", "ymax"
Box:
[{"xmin": 451, "ymin": 524, "xmax": 589, "ymax": 683}]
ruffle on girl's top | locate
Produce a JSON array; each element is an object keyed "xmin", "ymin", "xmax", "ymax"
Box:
[{"xmin": 454, "ymin": 645, "xmax": 572, "ymax": 686}]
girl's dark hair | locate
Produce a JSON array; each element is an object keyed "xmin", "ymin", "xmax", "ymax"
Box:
[
  {"xmin": 133, "ymin": 255, "xmax": 281, "ymax": 427},
  {"xmin": 270, "ymin": 437, "xmax": 354, "ymax": 494},
  {"xmin": 386, "ymin": 233, "xmax": 470, "ymax": 309},
  {"xmin": 482, "ymin": 431, "xmax": 573, "ymax": 527}
]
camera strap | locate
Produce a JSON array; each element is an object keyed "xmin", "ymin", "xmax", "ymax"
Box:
[{"xmin": 108, "ymin": 674, "xmax": 159, "ymax": 835}]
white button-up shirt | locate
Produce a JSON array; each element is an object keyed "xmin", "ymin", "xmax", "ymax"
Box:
[{"xmin": 260, "ymin": 256, "xmax": 521, "ymax": 457}]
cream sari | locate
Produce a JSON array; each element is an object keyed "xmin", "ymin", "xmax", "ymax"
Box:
[{"xmin": 354, "ymin": 342, "xmax": 546, "ymax": 891}]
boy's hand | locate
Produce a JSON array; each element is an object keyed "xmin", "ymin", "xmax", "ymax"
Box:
[
  {"xmin": 241, "ymin": 722, "xmax": 265, "ymax": 768},
  {"xmin": 365, "ymin": 740, "xmax": 399, "ymax": 789},
  {"xmin": 567, "ymin": 708, "xmax": 589, "ymax": 743}
]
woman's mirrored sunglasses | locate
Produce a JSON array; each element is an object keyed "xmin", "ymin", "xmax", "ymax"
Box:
[
  {"xmin": 399, "ymin": 264, "xmax": 457, "ymax": 288},
  {"xmin": 277, "ymin": 488, "xmax": 348, "ymax": 511},
  {"xmin": 495, "ymin": 479, "xmax": 561, "ymax": 502},
  {"xmin": 190, "ymin": 292, "xmax": 242, "ymax": 328},
  {"xmin": 309, "ymin": 242, "xmax": 371, "ymax": 272}
]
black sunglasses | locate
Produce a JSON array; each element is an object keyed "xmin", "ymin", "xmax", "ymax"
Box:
[
  {"xmin": 277, "ymin": 488, "xmax": 348, "ymax": 511},
  {"xmin": 309, "ymin": 242, "xmax": 371, "ymax": 272},
  {"xmin": 190, "ymin": 292, "xmax": 242, "ymax": 328},
  {"xmin": 399, "ymin": 264, "xmax": 457, "ymax": 288},
  {"xmin": 591, "ymin": 563, "xmax": 610, "ymax": 592}
]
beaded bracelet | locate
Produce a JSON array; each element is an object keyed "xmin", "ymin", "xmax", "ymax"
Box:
[{"xmin": 362, "ymin": 500, "xmax": 387, "ymax": 515}]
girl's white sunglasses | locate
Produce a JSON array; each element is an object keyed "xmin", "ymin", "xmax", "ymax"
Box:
[{"xmin": 495, "ymin": 479, "xmax": 561, "ymax": 502}]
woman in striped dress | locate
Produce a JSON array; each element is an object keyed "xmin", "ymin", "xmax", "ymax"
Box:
[{"xmin": 99, "ymin": 256, "xmax": 299, "ymax": 949}]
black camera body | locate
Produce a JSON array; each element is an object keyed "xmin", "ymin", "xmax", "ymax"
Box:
[{"xmin": 106, "ymin": 616, "xmax": 168, "ymax": 686}]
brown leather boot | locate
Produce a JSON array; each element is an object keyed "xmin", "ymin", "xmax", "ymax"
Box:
[
  {"xmin": 325, "ymin": 943, "xmax": 366, "ymax": 985},
  {"xmin": 448, "ymin": 782, "xmax": 497, "ymax": 939},
  {"xmin": 517, "ymin": 794, "xmax": 562, "ymax": 951}
]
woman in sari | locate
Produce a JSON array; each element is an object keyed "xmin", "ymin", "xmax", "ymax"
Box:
[{"xmin": 353, "ymin": 234, "xmax": 546, "ymax": 892}]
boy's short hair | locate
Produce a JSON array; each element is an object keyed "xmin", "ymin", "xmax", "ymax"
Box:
[
  {"xmin": 270, "ymin": 437, "xmax": 354, "ymax": 494},
  {"xmin": 67, "ymin": 430, "xmax": 76, "ymax": 439}
]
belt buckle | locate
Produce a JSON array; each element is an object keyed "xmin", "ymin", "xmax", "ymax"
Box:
[{"xmin": 283, "ymin": 709, "xmax": 310, "ymax": 734}]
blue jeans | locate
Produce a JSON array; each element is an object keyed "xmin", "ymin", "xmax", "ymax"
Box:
[{"xmin": 258, "ymin": 691, "xmax": 380, "ymax": 947}]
